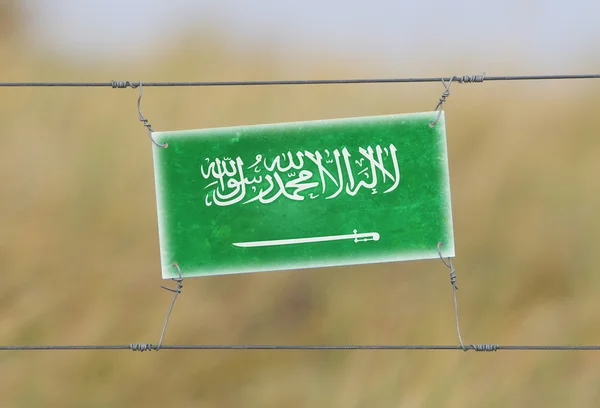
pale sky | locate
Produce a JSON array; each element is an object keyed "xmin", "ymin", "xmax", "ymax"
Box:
[{"xmin": 22, "ymin": 0, "xmax": 600, "ymax": 71}]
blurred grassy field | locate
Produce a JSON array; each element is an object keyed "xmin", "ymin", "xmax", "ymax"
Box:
[{"xmin": 2, "ymin": 10, "xmax": 600, "ymax": 408}]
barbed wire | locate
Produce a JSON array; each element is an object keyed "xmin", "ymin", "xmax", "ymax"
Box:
[{"xmin": 0, "ymin": 74, "xmax": 598, "ymax": 88}]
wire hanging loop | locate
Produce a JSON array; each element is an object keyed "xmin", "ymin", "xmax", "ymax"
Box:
[
  {"xmin": 436, "ymin": 243, "xmax": 499, "ymax": 353},
  {"xmin": 156, "ymin": 262, "xmax": 184, "ymax": 350},
  {"xmin": 429, "ymin": 77, "xmax": 454, "ymax": 128},
  {"xmin": 437, "ymin": 242, "xmax": 467, "ymax": 351},
  {"xmin": 137, "ymin": 82, "xmax": 168, "ymax": 148}
]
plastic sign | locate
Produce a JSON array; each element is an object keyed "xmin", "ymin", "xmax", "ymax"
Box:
[{"xmin": 151, "ymin": 111, "xmax": 455, "ymax": 279}]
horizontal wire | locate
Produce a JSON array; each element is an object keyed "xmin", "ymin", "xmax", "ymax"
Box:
[
  {"xmin": 0, "ymin": 74, "xmax": 599, "ymax": 87},
  {"xmin": 1, "ymin": 344, "xmax": 600, "ymax": 351}
]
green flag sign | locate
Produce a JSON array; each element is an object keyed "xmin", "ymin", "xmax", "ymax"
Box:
[{"xmin": 151, "ymin": 111, "xmax": 455, "ymax": 279}]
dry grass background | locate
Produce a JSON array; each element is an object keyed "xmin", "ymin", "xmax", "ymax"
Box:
[{"xmin": 2, "ymin": 5, "xmax": 600, "ymax": 407}]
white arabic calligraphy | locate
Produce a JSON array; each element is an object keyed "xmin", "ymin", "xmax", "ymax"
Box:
[{"xmin": 201, "ymin": 144, "xmax": 401, "ymax": 207}]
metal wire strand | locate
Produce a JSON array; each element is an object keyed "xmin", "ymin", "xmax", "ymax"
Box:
[
  {"xmin": 1, "ymin": 73, "xmax": 599, "ymax": 87},
  {"xmin": 437, "ymin": 242, "xmax": 467, "ymax": 350},
  {"xmin": 436, "ymin": 244, "xmax": 501, "ymax": 353},
  {"xmin": 156, "ymin": 263, "xmax": 184, "ymax": 351},
  {"xmin": 128, "ymin": 263, "xmax": 184, "ymax": 352},
  {"xmin": 1, "ymin": 344, "xmax": 600, "ymax": 351}
]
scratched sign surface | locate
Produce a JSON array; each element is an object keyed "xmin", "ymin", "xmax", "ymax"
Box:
[{"xmin": 152, "ymin": 111, "xmax": 454, "ymax": 279}]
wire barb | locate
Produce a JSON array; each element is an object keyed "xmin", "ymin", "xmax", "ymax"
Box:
[
  {"xmin": 136, "ymin": 82, "xmax": 168, "ymax": 148},
  {"xmin": 156, "ymin": 263, "xmax": 184, "ymax": 351}
]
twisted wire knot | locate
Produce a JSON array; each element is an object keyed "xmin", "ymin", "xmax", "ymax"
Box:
[
  {"xmin": 161, "ymin": 264, "xmax": 183, "ymax": 294},
  {"xmin": 455, "ymin": 74, "xmax": 486, "ymax": 83},
  {"xmin": 471, "ymin": 344, "xmax": 499, "ymax": 352},
  {"xmin": 130, "ymin": 343, "xmax": 154, "ymax": 352},
  {"xmin": 111, "ymin": 80, "xmax": 138, "ymax": 89},
  {"xmin": 436, "ymin": 90, "xmax": 450, "ymax": 111},
  {"xmin": 437, "ymin": 242, "xmax": 458, "ymax": 290},
  {"xmin": 140, "ymin": 117, "xmax": 153, "ymax": 133},
  {"xmin": 448, "ymin": 263, "xmax": 458, "ymax": 290},
  {"xmin": 430, "ymin": 78, "xmax": 453, "ymax": 127}
]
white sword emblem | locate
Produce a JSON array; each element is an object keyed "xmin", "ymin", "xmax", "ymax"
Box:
[{"xmin": 233, "ymin": 229, "xmax": 380, "ymax": 248}]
